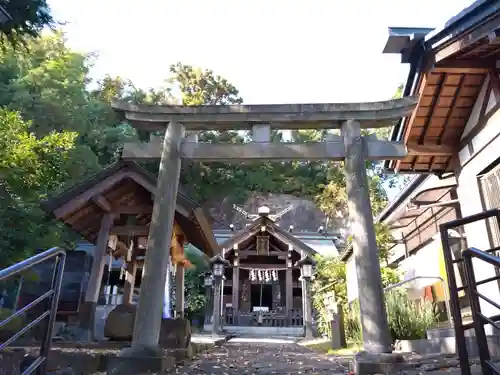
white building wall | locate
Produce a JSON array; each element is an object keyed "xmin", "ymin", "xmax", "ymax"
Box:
[{"xmin": 456, "ymin": 75, "xmax": 500, "ymax": 318}]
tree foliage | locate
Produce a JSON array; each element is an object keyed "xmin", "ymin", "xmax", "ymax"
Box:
[
  {"xmin": 0, "ymin": 30, "xmax": 403, "ymax": 311},
  {"xmin": 0, "ymin": 0, "xmax": 55, "ymax": 47}
]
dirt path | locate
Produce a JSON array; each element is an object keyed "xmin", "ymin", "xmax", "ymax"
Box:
[{"xmin": 173, "ymin": 338, "xmax": 350, "ymax": 375}]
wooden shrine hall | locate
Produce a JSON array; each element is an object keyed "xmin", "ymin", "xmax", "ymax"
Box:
[
  {"xmin": 41, "ymin": 160, "xmax": 219, "ymax": 333},
  {"xmin": 208, "ymin": 206, "xmax": 320, "ymax": 336}
]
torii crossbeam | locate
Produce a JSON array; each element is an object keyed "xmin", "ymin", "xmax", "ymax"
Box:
[{"xmin": 112, "ymin": 97, "xmax": 418, "ymax": 355}]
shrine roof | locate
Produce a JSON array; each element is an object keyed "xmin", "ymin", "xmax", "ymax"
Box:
[
  {"xmin": 111, "ymin": 98, "xmax": 417, "ymax": 131},
  {"xmin": 219, "ymin": 217, "xmax": 335, "ymax": 258},
  {"xmin": 41, "ymin": 160, "xmax": 219, "ymax": 257},
  {"xmin": 383, "ymin": 0, "xmax": 500, "ymax": 173}
]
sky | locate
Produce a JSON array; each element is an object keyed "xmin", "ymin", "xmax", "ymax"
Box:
[
  {"xmin": 47, "ymin": 0, "xmax": 475, "ymax": 104},
  {"xmin": 46, "ymin": 0, "xmax": 475, "ymax": 200}
]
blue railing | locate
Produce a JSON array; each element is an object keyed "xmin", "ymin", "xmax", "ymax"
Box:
[{"xmin": 0, "ymin": 247, "xmax": 66, "ymax": 375}]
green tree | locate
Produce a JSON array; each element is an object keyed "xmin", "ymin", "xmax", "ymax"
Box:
[
  {"xmin": 0, "ymin": 0, "xmax": 55, "ymax": 46},
  {"xmin": 0, "ymin": 109, "xmax": 77, "ymax": 266},
  {"xmin": 0, "ymin": 32, "xmax": 136, "ymax": 264}
]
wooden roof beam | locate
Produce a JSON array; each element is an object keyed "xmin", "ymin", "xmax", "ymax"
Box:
[
  {"xmin": 113, "ymin": 204, "xmax": 153, "ymax": 214},
  {"xmin": 53, "ymin": 171, "xmax": 129, "ymax": 219},
  {"xmin": 432, "ymin": 59, "xmax": 496, "ymax": 74},
  {"xmin": 406, "ymin": 143, "xmax": 455, "ymax": 156},
  {"xmin": 92, "ymin": 195, "xmax": 112, "ymax": 212},
  {"xmin": 434, "ymin": 16, "xmax": 500, "ymax": 63},
  {"xmin": 110, "ymin": 225, "xmax": 149, "ymax": 236}
]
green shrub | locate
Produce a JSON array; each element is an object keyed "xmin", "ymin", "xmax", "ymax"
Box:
[
  {"xmin": 345, "ymin": 290, "xmax": 438, "ymax": 344},
  {"xmin": 344, "ymin": 300, "xmax": 362, "ymax": 344},
  {"xmin": 0, "ymin": 308, "xmax": 25, "ymax": 333},
  {"xmin": 385, "ymin": 289, "xmax": 438, "ymax": 341}
]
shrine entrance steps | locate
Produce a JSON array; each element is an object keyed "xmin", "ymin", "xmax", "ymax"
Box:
[{"xmin": 204, "ymin": 324, "xmax": 303, "ymax": 338}]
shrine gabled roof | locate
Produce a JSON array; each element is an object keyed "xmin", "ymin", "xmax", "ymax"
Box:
[
  {"xmin": 383, "ymin": 0, "xmax": 500, "ymax": 173},
  {"xmin": 41, "ymin": 160, "xmax": 219, "ymax": 257},
  {"xmin": 220, "ymin": 217, "xmax": 319, "ymax": 257}
]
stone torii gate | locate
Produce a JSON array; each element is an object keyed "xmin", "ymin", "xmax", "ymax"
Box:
[{"xmin": 112, "ymin": 98, "xmax": 418, "ymax": 355}]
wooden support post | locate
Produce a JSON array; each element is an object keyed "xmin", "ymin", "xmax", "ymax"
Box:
[
  {"xmin": 286, "ymin": 256, "xmax": 293, "ymax": 321},
  {"xmin": 175, "ymin": 264, "xmax": 185, "ymax": 318},
  {"xmin": 232, "ymin": 260, "xmax": 240, "ymax": 314},
  {"xmin": 341, "ymin": 120, "xmax": 391, "ymax": 353},
  {"xmin": 123, "ymin": 256, "xmax": 138, "ymax": 304},
  {"xmin": 79, "ymin": 213, "xmax": 114, "ymax": 333},
  {"xmin": 131, "ymin": 121, "xmax": 184, "ymax": 351}
]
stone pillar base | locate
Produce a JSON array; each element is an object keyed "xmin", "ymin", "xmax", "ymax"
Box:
[
  {"xmin": 107, "ymin": 347, "xmax": 176, "ymax": 375},
  {"xmin": 353, "ymin": 351, "xmax": 404, "ymax": 375},
  {"xmin": 78, "ymin": 301, "xmax": 96, "ymax": 330}
]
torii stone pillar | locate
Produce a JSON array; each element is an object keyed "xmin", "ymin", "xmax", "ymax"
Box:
[
  {"xmin": 130, "ymin": 121, "xmax": 184, "ymax": 351},
  {"xmin": 341, "ymin": 120, "xmax": 391, "ymax": 353},
  {"xmin": 112, "ymin": 97, "xmax": 418, "ymax": 356}
]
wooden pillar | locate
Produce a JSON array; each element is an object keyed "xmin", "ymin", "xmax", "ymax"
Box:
[
  {"xmin": 79, "ymin": 213, "xmax": 114, "ymax": 332},
  {"xmin": 286, "ymin": 256, "xmax": 293, "ymax": 320},
  {"xmin": 301, "ymin": 277, "xmax": 306, "ymax": 325},
  {"xmin": 131, "ymin": 121, "xmax": 184, "ymax": 351},
  {"xmin": 123, "ymin": 256, "xmax": 138, "ymax": 304},
  {"xmin": 175, "ymin": 264, "xmax": 185, "ymax": 318},
  {"xmin": 232, "ymin": 259, "xmax": 239, "ymax": 314},
  {"xmin": 341, "ymin": 120, "xmax": 391, "ymax": 353}
]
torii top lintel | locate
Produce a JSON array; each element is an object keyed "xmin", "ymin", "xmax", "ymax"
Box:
[{"xmin": 112, "ymin": 97, "xmax": 418, "ymax": 131}]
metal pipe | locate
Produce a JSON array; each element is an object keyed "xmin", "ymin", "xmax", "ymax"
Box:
[{"xmin": 384, "ymin": 275, "xmax": 452, "ymax": 329}]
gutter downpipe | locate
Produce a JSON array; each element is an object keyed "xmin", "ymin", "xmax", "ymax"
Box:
[{"xmin": 384, "ymin": 275, "xmax": 452, "ymax": 329}]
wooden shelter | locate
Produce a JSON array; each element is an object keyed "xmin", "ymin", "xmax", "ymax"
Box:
[
  {"xmin": 42, "ymin": 160, "xmax": 218, "ymax": 259},
  {"xmin": 41, "ymin": 160, "xmax": 219, "ymax": 330}
]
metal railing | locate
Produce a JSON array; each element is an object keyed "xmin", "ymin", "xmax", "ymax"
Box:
[
  {"xmin": 463, "ymin": 247, "xmax": 500, "ymax": 375},
  {"xmin": 440, "ymin": 208, "xmax": 500, "ymax": 375},
  {"xmin": 0, "ymin": 247, "xmax": 66, "ymax": 375}
]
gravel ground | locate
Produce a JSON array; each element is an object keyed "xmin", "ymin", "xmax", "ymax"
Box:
[{"xmin": 172, "ymin": 338, "xmax": 350, "ymax": 375}]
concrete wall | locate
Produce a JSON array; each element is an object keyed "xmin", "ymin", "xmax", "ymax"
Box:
[{"xmin": 456, "ymin": 72, "xmax": 500, "ymax": 318}]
